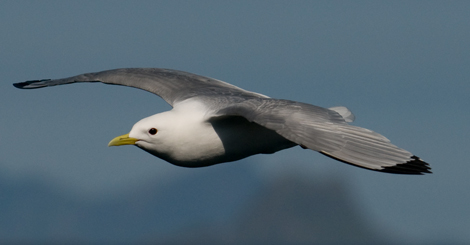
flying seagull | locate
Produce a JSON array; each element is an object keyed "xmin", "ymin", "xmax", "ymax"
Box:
[{"xmin": 13, "ymin": 68, "xmax": 431, "ymax": 174}]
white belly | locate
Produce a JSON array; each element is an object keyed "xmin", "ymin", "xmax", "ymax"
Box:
[{"xmin": 167, "ymin": 116, "xmax": 297, "ymax": 167}]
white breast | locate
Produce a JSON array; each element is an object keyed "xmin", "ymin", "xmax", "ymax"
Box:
[{"xmin": 136, "ymin": 99, "xmax": 296, "ymax": 167}]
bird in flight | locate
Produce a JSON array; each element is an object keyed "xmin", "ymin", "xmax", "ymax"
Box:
[{"xmin": 14, "ymin": 68, "xmax": 431, "ymax": 174}]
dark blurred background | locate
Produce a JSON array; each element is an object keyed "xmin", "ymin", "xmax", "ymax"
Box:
[{"xmin": 1, "ymin": 1, "xmax": 469, "ymax": 244}]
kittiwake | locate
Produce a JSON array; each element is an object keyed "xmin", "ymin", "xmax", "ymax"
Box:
[{"xmin": 13, "ymin": 68, "xmax": 431, "ymax": 174}]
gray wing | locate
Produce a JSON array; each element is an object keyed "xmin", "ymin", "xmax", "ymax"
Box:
[
  {"xmin": 13, "ymin": 68, "xmax": 268, "ymax": 106},
  {"xmin": 215, "ymin": 98, "xmax": 431, "ymax": 175}
]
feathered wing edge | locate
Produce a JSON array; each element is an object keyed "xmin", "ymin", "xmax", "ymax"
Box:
[
  {"xmin": 216, "ymin": 98, "xmax": 431, "ymax": 175},
  {"xmin": 320, "ymin": 148, "xmax": 431, "ymax": 175}
]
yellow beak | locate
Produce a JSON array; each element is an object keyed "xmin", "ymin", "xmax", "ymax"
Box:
[{"xmin": 108, "ymin": 133, "xmax": 139, "ymax": 147}]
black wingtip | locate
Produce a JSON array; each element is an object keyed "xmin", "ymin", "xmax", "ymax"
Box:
[
  {"xmin": 380, "ymin": 156, "xmax": 432, "ymax": 175},
  {"xmin": 13, "ymin": 79, "xmax": 51, "ymax": 89},
  {"xmin": 13, "ymin": 81, "xmax": 32, "ymax": 88}
]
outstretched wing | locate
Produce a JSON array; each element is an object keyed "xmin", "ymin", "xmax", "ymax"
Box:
[
  {"xmin": 13, "ymin": 68, "xmax": 268, "ymax": 106},
  {"xmin": 215, "ymin": 98, "xmax": 431, "ymax": 175}
]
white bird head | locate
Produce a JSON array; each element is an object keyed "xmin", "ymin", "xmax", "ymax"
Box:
[{"xmin": 108, "ymin": 112, "xmax": 178, "ymax": 161}]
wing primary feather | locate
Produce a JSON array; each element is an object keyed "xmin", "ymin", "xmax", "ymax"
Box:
[
  {"xmin": 13, "ymin": 79, "xmax": 52, "ymax": 89},
  {"xmin": 320, "ymin": 151, "xmax": 431, "ymax": 175},
  {"xmin": 380, "ymin": 156, "xmax": 431, "ymax": 174}
]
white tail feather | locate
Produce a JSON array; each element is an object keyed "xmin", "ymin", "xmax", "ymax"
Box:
[{"xmin": 329, "ymin": 106, "xmax": 355, "ymax": 123}]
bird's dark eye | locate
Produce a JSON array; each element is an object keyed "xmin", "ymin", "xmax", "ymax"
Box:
[{"xmin": 149, "ymin": 128, "xmax": 157, "ymax": 135}]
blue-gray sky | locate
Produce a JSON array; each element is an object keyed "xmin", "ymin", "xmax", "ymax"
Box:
[{"xmin": 1, "ymin": 1, "xmax": 469, "ymax": 243}]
